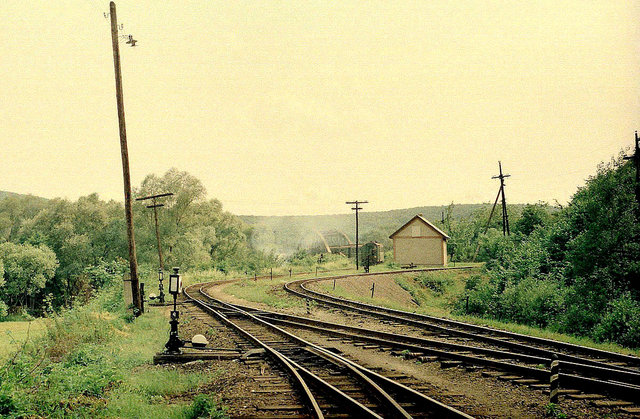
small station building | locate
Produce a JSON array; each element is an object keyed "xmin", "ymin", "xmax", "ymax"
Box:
[{"xmin": 389, "ymin": 214, "xmax": 449, "ymax": 266}]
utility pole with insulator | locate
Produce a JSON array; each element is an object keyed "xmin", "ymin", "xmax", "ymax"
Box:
[
  {"xmin": 110, "ymin": 1, "xmax": 141, "ymax": 315},
  {"xmin": 492, "ymin": 161, "xmax": 511, "ymax": 236},
  {"xmin": 346, "ymin": 200, "xmax": 368, "ymax": 270},
  {"xmin": 136, "ymin": 192, "xmax": 173, "ymax": 303},
  {"xmin": 624, "ymin": 131, "xmax": 640, "ymax": 214},
  {"xmin": 136, "ymin": 192, "xmax": 173, "ymax": 270}
]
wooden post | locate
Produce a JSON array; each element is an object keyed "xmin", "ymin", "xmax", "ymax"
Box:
[
  {"xmin": 624, "ymin": 131, "xmax": 640, "ymax": 214},
  {"xmin": 549, "ymin": 354, "xmax": 559, "ymax": 403},
  {"xmin": 371, "ymin": 282, "xmax": 375, "ymax": 298},
  {"xmin": 139, "ymin": 282, "xmax": 145, "ymax": 314},
  {"xmin": 346, "ymin": 200, "xmax": 368, "ymax": 270},
  {"xmin": 110, "ymin": 1, "xmax": 141, "ymax": 315}
]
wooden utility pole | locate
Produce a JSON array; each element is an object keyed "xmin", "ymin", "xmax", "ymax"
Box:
[
  {"xmin": 624, "ymin": 131, "xmax": 640, "ymax": 213},
  {"xmin": 346, "ymin": 200, "xmax": 368, "ymax": 270},
  {"xmin": 110, "ymin": 1, "xmax": 141, "ymax": 314},
  {"xmin": 492, "ymin": 161, "xmax": 511, "ymax": 236},
  {"xmin": 472, "ymin": 187, "xmax": 502, "ymax": 261},
  {"xmin": 136, "ymin": 192, "xmax": 173, "ymax": 270}
]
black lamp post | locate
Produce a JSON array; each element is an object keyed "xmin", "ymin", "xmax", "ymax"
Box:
[
  {"xmin": 158, "ymin": 268, "xmax": 165, "ymax": 303},
  {"xmin": 165, "ymin": 267, "xmax": 184, "ymax": 354}
]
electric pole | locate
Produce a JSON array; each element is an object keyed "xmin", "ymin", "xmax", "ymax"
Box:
[
  {"xmin": 110, "ymin": 1, "xmax": 141, "ymax": 314},
  {"xmin": 472, "ymin": 187, "xmax": 502, "ymax": 261},
  {"xmin": 136, "ymin": 192, "xmax": 173, "ymax": 270},
  {"xmin": 624, "ymin": 131, "xmax": 640, "ymax": 213},
  {"xmin": 492, "ymin": 161, "xmax": 511, "ymax": 236},
  {"xmin": 346, "ymin": 200, "xmax": 368, "ymax": 270}
]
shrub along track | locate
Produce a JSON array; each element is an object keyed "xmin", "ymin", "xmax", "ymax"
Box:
[
  {"xmin": 184, "ymin": 282, "xmax": 474, "ymax": 418},
  {"xmin": 279, "ymin": 270, "xmax": 640, "ymax": 413}
]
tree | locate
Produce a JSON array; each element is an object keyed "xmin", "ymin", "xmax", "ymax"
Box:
[
  {"xmin": 0, "ymin": 242, "xmax": 58, "ymax": 309},
  {"xmin": 514, "ymin": 203, "xmax": 553, "ymax": 237}
]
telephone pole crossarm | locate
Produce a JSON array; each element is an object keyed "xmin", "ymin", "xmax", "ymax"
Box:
[
  {"xmin": 492, "ymin": 161, "xmax": 511, "ymax": 236},
  {"xmin": 346, "ymin": 200, "xmax": 368, "ymax": 270},
  {"xmin": 136, "ymin": 192, "xmax": 174, "ymax": 272}
]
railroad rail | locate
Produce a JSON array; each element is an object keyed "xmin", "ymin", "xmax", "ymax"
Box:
[
  {"xmin": 184, "ymin": 282, "xmax": 474, "ymax": 418},
  {"xmin": 280, "ymin": 271, "xmax": 640, "ymax": 402}
]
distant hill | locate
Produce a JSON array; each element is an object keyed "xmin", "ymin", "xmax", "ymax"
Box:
[
  {"xmin": 0, "ymin": 191, "xmax": 46, "ymax": 201},
  {"xmin": 0, "ymin": 191, "xmax": 22, "ymax": 199},
  {"xmin": 241, "ymin": 203, "xmax": 525, "ymax": 256}
]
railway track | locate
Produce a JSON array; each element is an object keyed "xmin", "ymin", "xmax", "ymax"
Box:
[
  {"xmin": 279, "ymin": 271, "xmax": 640, "ymax": 405},
  {"xmin": 184, "ymin": 282, "xmax": 474, "ymax": 418}
]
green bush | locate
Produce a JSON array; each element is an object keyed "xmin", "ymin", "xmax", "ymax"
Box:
[
  {"xmin": 0, "ymin": 300, "xmax": 8, "ymax": 319},
  {"xmin": 500, "ymin": 277, "xmax": 566, "ymax": 328},
  {"xmin": 415, "ymin": 272, "xmax": 453, "ymax": 295},
  {"xmin": 185, "ymin": 394, "xmax": 228, "ymax": 419},
  {"xmin": 593, "ymin": 293, "xmax": 640, "ymax": 347},
  {"xmin": 458, "ymin": 278, "xmax": 500, "ymax": 317},
  {"xmin": 560, "ymin": 276, "xmax": 610, "ymax": 336},
  {"xmin": 0, "ymin": 392, "xmax": 16, "ymax": 416},
  {"xmin": 464, "ymin": 275, "xmax": 482, "ymax": 291},
  {"xmin": 459, "ymin": 276, "xmax": 565, "ymax": 328}
]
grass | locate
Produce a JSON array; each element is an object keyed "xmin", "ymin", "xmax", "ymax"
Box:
[
  {"xmin": 316, "ymin": 268, "xmax": 640, "ymax": 358},
  {"xmin": 0, "ymin": 281, "xmax": 229, "ymax": 418},
  {"xmin": 224, "ymin": 277, "xmax": 306, "ymax": 309},
  {"xmin": 0, "ymin": 318, "xmax": 46, "ymax": 361}
]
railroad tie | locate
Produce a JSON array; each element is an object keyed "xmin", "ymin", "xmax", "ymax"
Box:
[{"xmin": 440, "ymin": 360, "xmax": 463, "ymax": 369}]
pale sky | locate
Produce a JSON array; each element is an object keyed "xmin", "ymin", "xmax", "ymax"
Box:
[{"xmin": 2, "ymin": 1, "xmax": 639, "ymax": 216}]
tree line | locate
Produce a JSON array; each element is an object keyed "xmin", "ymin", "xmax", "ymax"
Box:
[{"xmin": 0, "ymin": 169, "xmax": 275, "ymax": 317}]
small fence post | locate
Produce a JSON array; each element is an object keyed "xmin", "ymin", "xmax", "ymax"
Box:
[
  {"xmin": 289, "ymin": 268, "xmax": 292, "ymax": 277},
  {"xmin": 333, "ymin": 279, "xmax": 336, "ymax": 290},
  {"xmin": 270, "ymin": 268, "xmax": 273, "ymax": 280},
  {"xmin": 140, "ymin": 283, "xmax": 145, "ymax": 314},
  {"xmin": 466, "ymin": 296, "xmax": 469, "ymax": 313},
  {"xmin": 550, "ymin": 354, "xmax": 559, "ymax": 404},
  {"xmin": 316, "ymin": 266, "xmax": 318, "ymax": 276},
  {"xmin": 254, "ymin": 273, "xmax": 257, "ymax": 282},
  {"xmin": 371, "ymin": 282, "xmax": 375, "ymax": 298}
]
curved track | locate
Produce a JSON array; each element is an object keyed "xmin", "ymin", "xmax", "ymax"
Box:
[
  {"xmin": 184, "ymin": 282, "xmax": 474, "ymax": 418},
  {"xmin": 281, "ymin": 271, "xmax": 640, "ymax": 402}
]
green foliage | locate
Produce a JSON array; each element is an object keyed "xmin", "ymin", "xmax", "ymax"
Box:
[
  {"xmin": 134, "ymin": 169, "xmax": 255, "ymax": 272},
  {"xmin": 0, "ymin": 278, "xmax": 229, "ymax": 417},
  {"xmin": 0, "ymin": 242, "xmax": 58, "ymax": 309},
  {"xmin": 592, "ymin": 293, "xmax": 640, "ymax": 347},
  {"xmin": 0, "ymin": 169, "xmax": 273, "ymax": 315},
  {"xmin": 184, "ymin": 394, "xmax": 228, "ymax": 419},
  {"xmin": 475, "ymin": 230, "xmax": 515, "ymax": 269},
  {"xmin": 287, "ymin": 249, "xmax": 315, "ymax": 267},
  {"xmin": 514, "ymin": 203, "xmax": 553, "ymax": 236},
  {"xmin": 459, "ymin": 153, "xmax": 640, "ymax": 347},
  {"xmin": 500, "ymin": 278, "xmax": 566, "ymax": 327},
  {"xmin": 0, "ymin": 391, "xmax": 17, "ymax": 416},
  {"xmin": 545, "ymin": 402, "xmax": 566, "ymax": 418},
  {"xmin": 0, "ymin": 301, "xmax": 7, "ymax": 319},
  {"xmin": 414, "ymin": 272, "xmax": 453, "ymax": 295}
]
